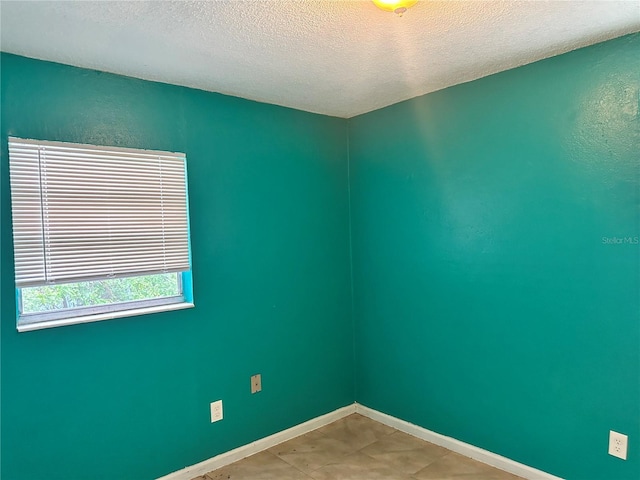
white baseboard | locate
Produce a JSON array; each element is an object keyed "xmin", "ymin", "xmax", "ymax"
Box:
[
  {"xmin": 156, "ymin": 403, "xmax": 357, "ymax": 480},
  {"xmin": 158, "ymin": 402, "xmax": 562, "ymax": 480},
  {"xmin": 355, "ymin": 404, "xmax": 563, "ymax": 480}
]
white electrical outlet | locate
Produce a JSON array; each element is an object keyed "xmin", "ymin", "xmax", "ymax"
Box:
[
  {"xmin": 251, "ymin": 374, "xmax": 262, "ymax": 394},
  {"xmin": 608, "ymin": 430, "xmax": 628, "ymax": 460},
  {"xmin": 210, "ymin": 400, "xmax": 223, "ymax": 423}
]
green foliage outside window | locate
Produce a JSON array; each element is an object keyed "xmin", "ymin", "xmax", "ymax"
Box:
[{"xmin": 22, "ymin": 273, "xmax": 180, "ymax": 313}]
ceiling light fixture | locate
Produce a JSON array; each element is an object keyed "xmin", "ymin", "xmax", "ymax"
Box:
[{"xmin": 372, "ymin": 0, "xmax": 418, "ymax": 16}]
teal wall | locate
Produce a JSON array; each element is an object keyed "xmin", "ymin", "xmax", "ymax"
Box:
[
  {"xmin": 0, "ymin": 54, "xmax": 353, "ymax": 479},
  {"xmin": 3, "ymin": 33, "xmax": 639, "ymax": 480},
  {"xmin": 349, "ymin": 33, "xmax": 639, "ymax": 480}
]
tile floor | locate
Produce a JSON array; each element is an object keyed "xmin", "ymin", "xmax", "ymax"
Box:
[{"xmin": 193, "ymin": 414, "xmax": 524, "ymax": 480}]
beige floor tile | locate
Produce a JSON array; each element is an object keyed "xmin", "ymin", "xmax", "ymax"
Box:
[
  {"xmin": 308, "ymin": 451, "xmax": 413, "ymax": 480},
  {"xmin": 412, "ymin": 452, "xmax": 524, "ymax": 480},
  {"xmin": 196, "ymin": 415, "xmax": 524, "ymax": 480},
  {"xmin": 360, "ymin": 430, "xmax": 450, "ymax": 474},
  {"xmin": 269, "ymin": 430, "xmax": 354, "ymax": 473},
  {"xmin": 316, "ymin": 414, "xmax": 396, "ymax": 451},
  {"xmin": 203, "ymin": 450, "xmax": 311, "ymax": 480}
]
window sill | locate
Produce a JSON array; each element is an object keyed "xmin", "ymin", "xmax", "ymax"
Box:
[{"xmin": 17, "ymin": 302, "xmax": 195, "ymax": 332}]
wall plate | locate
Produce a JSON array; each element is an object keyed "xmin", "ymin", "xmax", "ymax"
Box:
[
  {"xmin": 210, "ymin": 400, "xmax": 223, "ymax": 423},
  {"xmin": 251, "ymin": 374, "xmax": 262, "ymax": 394}
]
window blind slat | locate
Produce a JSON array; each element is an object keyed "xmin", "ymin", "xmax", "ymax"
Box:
[{"xmin": 9, "ymin": 137, "xmax": 191, "ymax": 287}]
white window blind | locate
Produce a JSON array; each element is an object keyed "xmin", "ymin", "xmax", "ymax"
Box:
[{"xmin": 9, "ymin": 137, "xmax": 190, "ymax": 288}]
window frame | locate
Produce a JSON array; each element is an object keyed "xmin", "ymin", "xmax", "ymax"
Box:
[
  {"xmin": 16, "ymin": 272, "xmax": 193, "ymax": 332},
  {"xmin": 8, "ymin": 137, "xmax": 195, "ymax": 332},
  {"xmin": 18, "ymin": 271, "xmax": 188, "ymax": 324}
]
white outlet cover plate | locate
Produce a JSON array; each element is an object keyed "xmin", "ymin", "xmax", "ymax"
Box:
[
  {"xmin": 210, "ymin": 400, "xmax": 223, "ymax": 423},
  {"xmin": 608, "ymin": 430, "xmax": 628, "ymax": 460}
]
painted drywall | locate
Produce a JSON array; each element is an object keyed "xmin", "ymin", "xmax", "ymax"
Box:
[
  {"xmin": 0, "ymin": 53, "xmax": 353, "ymax": 480},
  {"xmin": 349, "ymin": 33, "xmax": 639, "ymax": 480},
  {"xmin": 3, "ymin": 33, "xmax": 639, "ymax": 480}
]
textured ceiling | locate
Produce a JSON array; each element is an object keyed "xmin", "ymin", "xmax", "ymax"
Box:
[{"xmin": 1, "ymin": 1, "xmax": 639, "ymax": 118}]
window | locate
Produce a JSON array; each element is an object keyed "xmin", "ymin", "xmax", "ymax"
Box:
[{"xmin": 8, "ymin": 137, "xmax": 194, "ymax": 331}]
